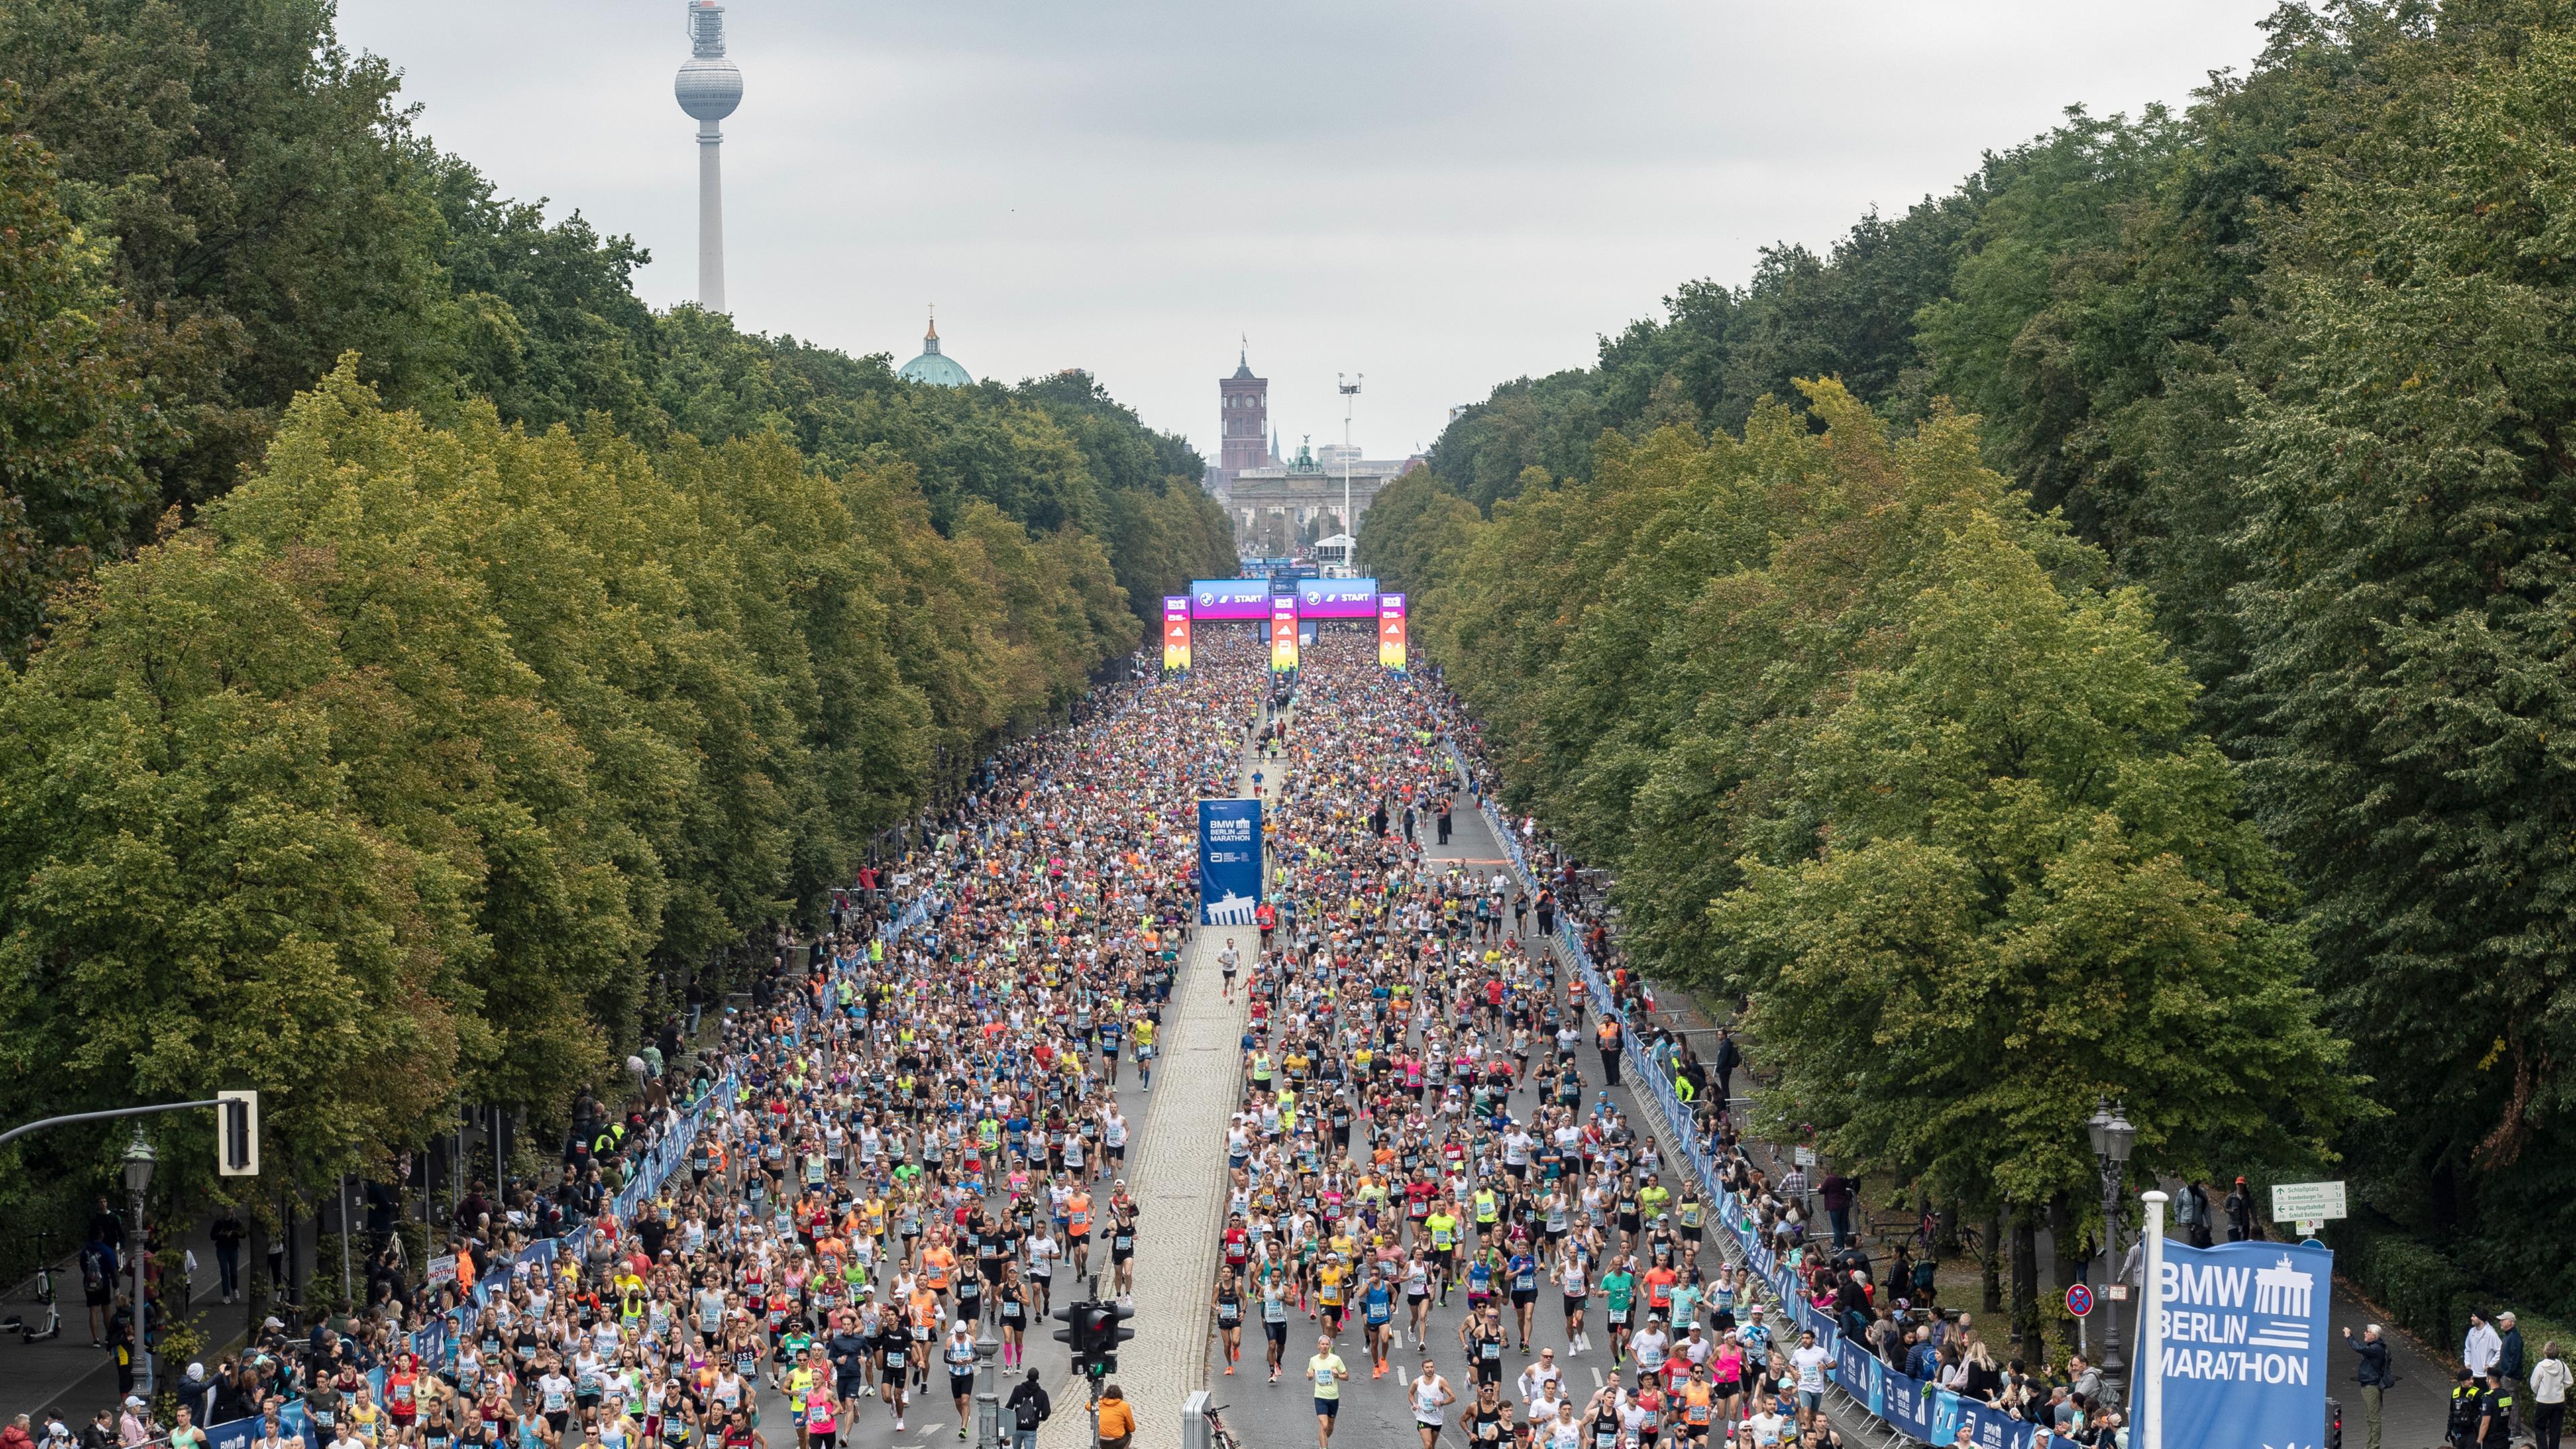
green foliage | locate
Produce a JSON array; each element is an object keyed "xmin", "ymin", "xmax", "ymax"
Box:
[
  {"xmin": 1403, "ymin": 0, "xmax": 2576, "ymax": 1320},
  {"xmin": 0, "ymin": 84, "xmax": 166, "ymax": 659},
  {"xmin": 0, "ymin": 360, "xmax": 1139, "ymax": 1208},
  {"xmin": 2221, "ymin": 0, "xmax": 2576, "ymax": 1306},
  {"xmin": 2329, "ymin": 1218, "xmax": 2476, "ymax": 1349},
  {"xmin": 1371, "ymin": 384, "xmax": 2359, "ymax": 1221},
  {"xmin": 429, "ymin": 153, "xmax": 661, "ymax": 433},
  {"xmin": 0, "ymin": 0, "xmax": 1232, "ymax": 663},
  {"xmin": 0, "ymin": 0, "xmax": 457, "ymax": 503},
  {"xmin": 1427, "ymin": 190, "xmax": 1986, "ymax": 511},
  {"xmin": 1354, "ymin": 465, "xmax": 1481, "ymax": 598}
]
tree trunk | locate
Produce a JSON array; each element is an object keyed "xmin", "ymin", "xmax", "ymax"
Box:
[
  {"xmin": 1981, "ymin": 1204, "xmax": 2004, "ymax": 1313},
  {"xmin": 246, "ymin": 1211, "xmax": 270, "ymax": 1341},
  {"xmin": 2049, "ymin": 1191, "xmax": 2086, "ymax": 1295},
  {"xmin": 283, "ymin": 1193, "xmax": 301, "ymax": 1310},
  {"xmin": 2012, "ymin": 1208, "xmax": 2043, "ymax": 1361}
]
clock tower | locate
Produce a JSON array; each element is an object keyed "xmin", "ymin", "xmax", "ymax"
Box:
[{"xmin": 1220, "ymin": 345, "xmax": 1271, "ymax": 480}]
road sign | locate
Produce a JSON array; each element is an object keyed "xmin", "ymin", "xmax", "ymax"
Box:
[
  {"xmin": 2106, "ymin": 1284, "xmax": 2131, "ymax": 1302},
  {"xmin": 2065, "ymin": 1283, "xmax": 2094, "ymax": 1318},
  {"xmin": 2271, "ymin": 1180, "xmax": 2347, "ymax": 1224},
  {"xmin": 1794, "ymin": 1146, "xmax": 1817, "ymax": 1167}
]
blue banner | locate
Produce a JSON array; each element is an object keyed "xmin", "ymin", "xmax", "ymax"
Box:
[
  {"xmin": 1836, "ymin": 1337, "xmax": 1884, "ymax": 1418},
  {"xmin": 2137, "ymin": 1237, "xmax": 2332, "ymax": 1449},
  {"xmin": 1189, "ymin": 578, "xmax": 1271, "ymax": 621},
  {"xmin": 1197, "ymin": 798, "xmax": 1263, "ymax": 924},
  {"xmin": 1295, "ymin": 576, "xmax": 1379, "ymax": 619},
  {"xmin": 1882, "ymin": 1371, "xmax": 1934, "ymax": 1441},
  {"xmin": 1955, "ymin": 1395, "xmax": 2023, "ymax": 1448}
]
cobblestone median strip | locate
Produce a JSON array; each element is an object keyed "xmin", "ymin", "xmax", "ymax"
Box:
[{"xmin": 1039, "ymin": 743, "xmax": 1262, "ymax": 1449}]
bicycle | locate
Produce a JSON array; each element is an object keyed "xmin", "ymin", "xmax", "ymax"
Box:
[{"xmin": 1201, "ymin": 1403, "xmax": 1242, "ymax": 1449}]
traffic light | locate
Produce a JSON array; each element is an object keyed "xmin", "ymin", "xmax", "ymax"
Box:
[
  {"xmin": 216, "ymin": 1091, "xmax": 259, "ymax": 1177},
  {"xmin": 1099, "ymin": 1298, "xmax": 1135, "ymax": 1377},
  {"xmin": 1053, "ymin": 1298, "xmax": 1109, "ymax": 1376}
]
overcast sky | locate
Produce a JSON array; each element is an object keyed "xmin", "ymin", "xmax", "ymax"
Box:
[{"xmin": 337, "ymin": 0, "xmax": 2277, "ymax": 466}]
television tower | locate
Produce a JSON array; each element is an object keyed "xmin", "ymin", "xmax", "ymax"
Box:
[{"xmin": 675, "ymin": 1, "xmax": 743, "ymax": 312}]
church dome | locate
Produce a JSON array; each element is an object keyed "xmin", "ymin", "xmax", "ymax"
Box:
[{"xmin": 898, "ymin": 311, "xmax": 973, "ymax": 387}]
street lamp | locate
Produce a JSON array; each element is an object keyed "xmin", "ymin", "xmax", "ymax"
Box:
[
  {"xmin": 2087, "ymin": 1098, "xmax": 2135, "ymax": 1403},
  {"xmin": 122, "ymin": 1127, "xmax": 157, "ymax": 1397}
]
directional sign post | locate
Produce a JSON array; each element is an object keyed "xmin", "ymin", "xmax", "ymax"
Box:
[{"xmin": 2271, "ymin": 1179, "xmax": 2348, "ymax": 1238}]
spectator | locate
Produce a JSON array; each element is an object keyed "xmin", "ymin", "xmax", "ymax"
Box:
[
  {"xmin": 1817, "ymin": 1172, "xmax": 1853, "ymax": 1248},
  {"xmin": 2340, "ymin": 1323, "xmax": 2393, "ymax": 1449},
  {"xmin": 2531, "ymin": 1340, "xmax": 2568, "ymax": 1449},
  {"xmin": 1006, "ymin": 1368, "xmax": 1051, "ymax": 1449},
  {"xmin": 2175, "ymin": 1180, "xmax": 2211, "ymax": 1249},
  {"xmin": 2466, "ymin": 1311, "xmax": 2503, "ymax": 1379},
  {"xmin": 1093, "ymin": 1385, "xmax": 1134, "ymax": 1449},
  {"xmin": 210, "ymin": 1206, "xmax": 246, "ymax": 1304},
  {"xmin": 2067, "ymin": 1354, "xmax": 2102, "ymax": 1406},
  {"xmin": 2222, "ymin": 1177, "xmax": 2259, "ymax": 1242},
  {"xmin": 2502, "ymin": 1312, "xmax": 2528, "ymax": 1435}
]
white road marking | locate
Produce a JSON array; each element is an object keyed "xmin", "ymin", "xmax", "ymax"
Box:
[{"xmin": 1591, "ymin": 1366, "xmax": 1605, "ymax": 1388}]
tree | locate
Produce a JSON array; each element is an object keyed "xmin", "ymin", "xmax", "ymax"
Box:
[
  {"xmin": 0, "ymin": 86, "xmax": 164, "ymax": 659},
  {"xmin": 1377, "ymin": 380, "xmax": 2359, "ymax": 1343},
  {"xmin": 1354, "ymin": 466, "xmax": 1481, "ymax": 600},
  {"xmin": 2224, "ymin": 0, "xmax": 2576, "ymax": 1277}
]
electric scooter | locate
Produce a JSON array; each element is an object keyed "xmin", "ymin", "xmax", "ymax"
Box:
[{"xmin": 3, "ymin": 1233, "xmax": 64, "ymax": 1343}]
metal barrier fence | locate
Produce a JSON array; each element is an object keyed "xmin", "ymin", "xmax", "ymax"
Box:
[
  {"xmin": 194, "ymin": 831, "xmax": 947, "ymax": 1448},
  {"xmin": 1448, "ymin": 742, "xmax": 2053, "ymax": 1449}
]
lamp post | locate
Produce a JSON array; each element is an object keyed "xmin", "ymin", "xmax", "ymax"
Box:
[
  {"xmin": 123, "ymin": 1127, "xmax": 157, "ymax": 1398},
  {"xmin": 973, "ymin": 1324, "xmax": 1002, "ymax": 1449},
  {"xmin": 2087, "ymin": 1097, "xmax": 2135, "ymax": 1403}
]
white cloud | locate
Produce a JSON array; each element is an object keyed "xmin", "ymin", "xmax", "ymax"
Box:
[{"xmin": 339, "ymin": 0, "xmax": 2275, "ymax": 464}]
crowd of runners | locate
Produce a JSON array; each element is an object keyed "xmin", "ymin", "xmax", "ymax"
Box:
[
  {"xmin": 40, "ymin": 627, "xmax": 1280, "ymax": 1449},
  {"xmin": 28, "ymin": 615, "xmax": 1855, "ymax": 1449},
  {"xmin": 1210, "ymin": 631, "xmax": 1847, "ymax": 1449}
]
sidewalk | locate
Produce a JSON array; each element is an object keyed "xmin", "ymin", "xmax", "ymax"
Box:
[
  {"xmin": 1452, "ymin": 744, "xmax": 2477, "ymax": 1449},
  {"xmin": 1036, "ymin": 732, "xmax": 1263, "ymax": 1449}
]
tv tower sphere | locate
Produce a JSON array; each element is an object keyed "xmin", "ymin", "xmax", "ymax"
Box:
[{"xmin": 675, "ymin": 3, "xmax": 741, "ymax": 121}]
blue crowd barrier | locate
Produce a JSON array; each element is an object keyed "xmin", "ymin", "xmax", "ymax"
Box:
[
  {"xmin": 184, "ymin": 1059, "xmax": 746, "ymax": 1449},
  {"xmin": 1449, "ymin": 741, "xmax": 2050, "ymax": 1449}
]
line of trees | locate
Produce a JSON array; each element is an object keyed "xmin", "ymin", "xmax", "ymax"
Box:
[
  {"xmin": 0, "ymin": 0, "xmax": 1232, "ymax": 1220},
  {"xmin": 1368, "ymin": 392, "xmax": 2366, "ymax": 1346},
  {"xmin": 1376, "ymin": 0, "xmax": 2576, "ymax": 1331}
]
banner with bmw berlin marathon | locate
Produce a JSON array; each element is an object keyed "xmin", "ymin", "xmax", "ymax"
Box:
[
  {"xmin": 2136, "ymin": 1237, "xmax": 2332, "ymax": 1449},
  {"xmin": 1197, "ymin": 797, "xmax": 1263, "ymax": 925},
  {"xmin": 1162, "ymin": 594, "xmax": 1191, "ymax": 670},
  {"xmin": 1377, "ymin": 592, "xmax": 1407, "ymax": 671}
]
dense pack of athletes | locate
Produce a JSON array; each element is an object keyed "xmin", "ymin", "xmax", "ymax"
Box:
[{"xmin": 1208, "ymin": 633, "xmax": 1841, "ymax": 1449}]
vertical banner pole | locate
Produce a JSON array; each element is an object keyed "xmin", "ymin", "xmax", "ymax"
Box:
[
  {"xmin": 2139, "ymin": 1189, "xmax": 2167, "ymax": 1449},
  {"xmin": 1377, "ymin": 592, "xmax": 1407, "ymax": 672},
  {"xmin": 1162, "ymin": 595, "xmax": 1191, "ymax": 673},
  {"xmin": 1269, "ymin": 596, "xmax": 1299, "ymax": 674}
]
